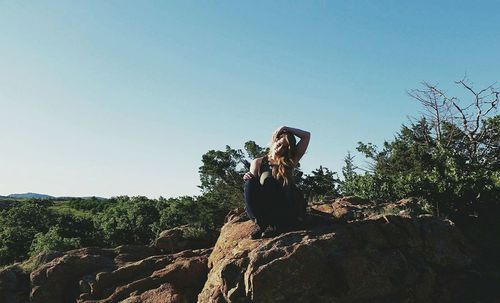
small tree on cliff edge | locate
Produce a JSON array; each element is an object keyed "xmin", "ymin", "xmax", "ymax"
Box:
[{"xmin": 346, "ymin": 78, "xmax": 499, "ymax": 220}]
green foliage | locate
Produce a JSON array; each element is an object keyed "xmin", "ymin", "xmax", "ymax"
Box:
[
  {"xmin": 0, "ymin": 202, "xmax": 52, "ymax": 231},
  {"xmin": 0, "ymin": 203, "xmax": 53, "ymax": 264},
  {"xmin": 199, "ymin": 145, "xmax": 247, "ymax": 194},
  {"xmin": 0, "ymin": 201, "xmax": 105, "ymax": 266},
  {"xmin": 29, "ymin": 226, "xmax": 81, "ymax": 257},
  {"xmin": 0, "ymin": 226, "xmax": 33, "ymax": 265},
  {"xmin": 182, "ymin": 225, "xmax": 209, "ymax": 240},
  {"xmin": 299, "ymin": 166, "xmax": 340, "ymax": 202},
  {"xmin": 342, "ymin": 152, "xmax": 356, "ymax": 181},
  {"xmin": 152, "ymin": 191, "xmax": 236, "ymax": 236},
  {"xmin": 195, "ymin": 190, "xmax": 236, "ymax": 229},
  {"xmin": 152, "ymin": 196, "xmax": 200, "ymax": 234},
  {"xmin": 65, "ymin": 197, "xmax": 117, "ymax": 213},
  {"xmin": 53, "ymin": 212, "xmax": 102, "ymax": 247},
  {"xmin": 0, "ymin": 189, "xmax": 242, "ymax": 266},
  {"xmin": 96, "ymin": 196, "xmax": 159, "ymax": 246},
  {"xmin": 341, "ymin": 85, "xmax": 499, "ymax": 220},
  {"xmin": 244, "ymin": 140, "xmax": 269, "ymax": 159}
]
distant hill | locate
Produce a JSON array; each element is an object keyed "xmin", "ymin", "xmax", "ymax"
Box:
[
  {"xmin": 7, "ymin": 193, "xmax": 55, "ymax": 199},
  {"xmin": 4, "ymin": 193, "xmax": 108, "ymax": 200}
]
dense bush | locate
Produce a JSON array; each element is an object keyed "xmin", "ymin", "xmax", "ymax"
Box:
[
  {"xmin": 0, "ymin": 203, "xmax": 53, "ymax": 264},
  {"xmin": 96, "ymin": 196, "xmax": 160, "ymax": 246},
  {"xmin": 298, "ymin": 166, "xmax": 340, "ymax": 203},
  {"xmin": 66, "ymin": 197, "xmax": 117, "ymax": 213},
  {"xmin": 152, "ymin": 193, "xmax": 230, "ymax": 235},
  {"xmin": 29, "ymin": 226, "xmax": 81, "ymax": 257},
  {"xmin": 342, "ymin": 117, "xmax": 499, "ymax": 219}
]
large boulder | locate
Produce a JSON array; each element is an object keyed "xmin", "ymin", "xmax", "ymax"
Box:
[
  {"xmin": 198, "ymin": 209, "xmax": 477, "ymax": 303},
  {"xmin": 30, "ymin": 247, "xmax": 116, "ymax": 303},
  {"xmin": 0, "ymin": 265, "xmax": 30, "ymax": 303},
  {"xmin": 81, "ymin": 249, "xmax": 211, "ymax": 303}
]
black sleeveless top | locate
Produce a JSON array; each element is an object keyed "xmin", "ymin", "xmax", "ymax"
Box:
[
  {"xmin": 259, "ymin": 156, "xmax": 273, "ymax": 177},
  {"xmin": 259, "ymin": 156, "xmax": 294, "ymax": 188}
]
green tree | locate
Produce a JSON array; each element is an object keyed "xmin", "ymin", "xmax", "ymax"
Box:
[
  {"xmin": 67, "ymin": 197, "xmax": 116, "ymax": 213},
  {"xmin": 53, "ymin": 212, "xmax": 102, "ymax": 247},
  {"xmin": 29, "ymin": 226, "xmax": 81, "ymax": 257},
  {"xmin": 0, "ymin": 202, "xmax": 53, "ymax": 265},
  {"xmin": 198, "ymin": 143, "xmax": 258, "ymax": 210},
  {"xmin": 199, "ymin": 146, "xmax": 247, "ymax": 193},
  {"xmin": 340, "ymin": 152, "xmax": 358, "ymax": 196},
  {"xmin": 97, "ymin": 196, "xmax": 159, "ymax": 246},
  {"xmin": 299, "ymin": 166, "xmax": 340, "ymax": 203},
  {"xmin": 244, "ymin": 140, "xmax": 269, "ymax": 159},
  {"xmin": 152, "ymin": 196, "xmax": 200, "ymax": 234}
]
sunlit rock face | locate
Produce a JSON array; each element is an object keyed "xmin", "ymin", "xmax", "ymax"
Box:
[
  {"xmin": 198, "ymin": 206, "xmax": 475, "ymax": 303},
  {"xmin": 27, "ymin": 246, "xmax": 211, "ymax": 303}
]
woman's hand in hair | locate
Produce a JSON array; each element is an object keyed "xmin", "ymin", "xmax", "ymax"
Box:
[
  {"xmin": 274, "ymin": 126, "xmax": 310, "ymax": 140},
  {"xmin": 273, "ymin": 126, "xmax": 311, "ymax": 162},
  {"xmin": 273, "ymin": 126, "xmax": 290, "ymax": 141}
]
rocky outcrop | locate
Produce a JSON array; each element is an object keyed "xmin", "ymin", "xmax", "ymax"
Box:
[
  {"xmin": 30, "ymin": 247, "xmax": 115, "ymax": 303},
  {"xmin": 0, "ymin": 264, "xmax": 29, "ymax": 303},
  {"xmin": 0, "ymin": 198, "xmax": 488, "ymax": 302},
  {"xmin": 310, "ymin": 196, "xmax": 432, "ymax": 222},
  {"xmin": 198, "ymin": 206, "xmax": 477, "ymax": 303},
  {"xmin": 0, "ymin": 223, "xmax": 217, "ymax": 303},
  {"xmin": 25, "ymin": 245, "xmax": 212, "ymax": 303}
]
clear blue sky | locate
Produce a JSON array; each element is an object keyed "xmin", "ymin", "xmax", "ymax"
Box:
[{"xmin": 1, "ymin": 1, "xmax": 499, "ymax": 198}]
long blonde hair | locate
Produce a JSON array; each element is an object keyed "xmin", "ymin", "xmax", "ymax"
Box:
[{"xmin": 268, "ymin": 132, "xmax": 298, "ymax": 186}]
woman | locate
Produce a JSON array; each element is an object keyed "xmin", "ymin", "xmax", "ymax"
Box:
[{"xmin": 243, "ymin": 126, "xmax": 311, "ymax": 239}]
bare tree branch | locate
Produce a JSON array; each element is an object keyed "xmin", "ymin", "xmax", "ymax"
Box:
[{"xmin": 409, "ymin": 78, "xmax": 498, "ymax": 163}]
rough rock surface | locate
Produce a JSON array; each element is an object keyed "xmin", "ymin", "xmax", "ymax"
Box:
[
  {"xmin": 310, "ymin": 196, "xmax": 431, "ymax": 222},
  {"xmin": 26, "ymin": 245, "xmax": 211, "ymax": 303},
  {"xmin": 154, "ymin": 224, "xmax": 219, "ymax": 254},
  {"xmin": 198, "ymin": 206, "xmax": 476, "ymax": 303},
  {"xmin": 0, "ymin": 264, "xmax": 30, "ymax": 303}
]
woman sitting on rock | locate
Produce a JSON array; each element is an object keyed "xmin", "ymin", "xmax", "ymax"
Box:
[{"xmin": 243, "ymin": 126, "xmax": 311, "ymax": 239}]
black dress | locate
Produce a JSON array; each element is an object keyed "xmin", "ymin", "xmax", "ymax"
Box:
[{"xmin": 243, "ymin": 156, "xmax": 305, "ymax": 229}]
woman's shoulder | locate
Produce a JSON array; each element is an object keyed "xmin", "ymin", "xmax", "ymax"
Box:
[
  {"xmin": 249, "ymin": 156, "xmax": 266, "ymax": 176},
  {"xmin": 250, "ymin": 156, "xmax": 268, "ymax": 170},
  {"xmin": 252, "ymin": 156, "xmax": 266, "ymax": 165}
]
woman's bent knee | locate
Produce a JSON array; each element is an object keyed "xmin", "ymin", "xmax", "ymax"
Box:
[
  {"xmin": 244, "ymin": 177, "xmax": 260, "ymax": 191},
  {"xmin": 260, "ymin": 171, "xmax": 272, "ymax": 185}
]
